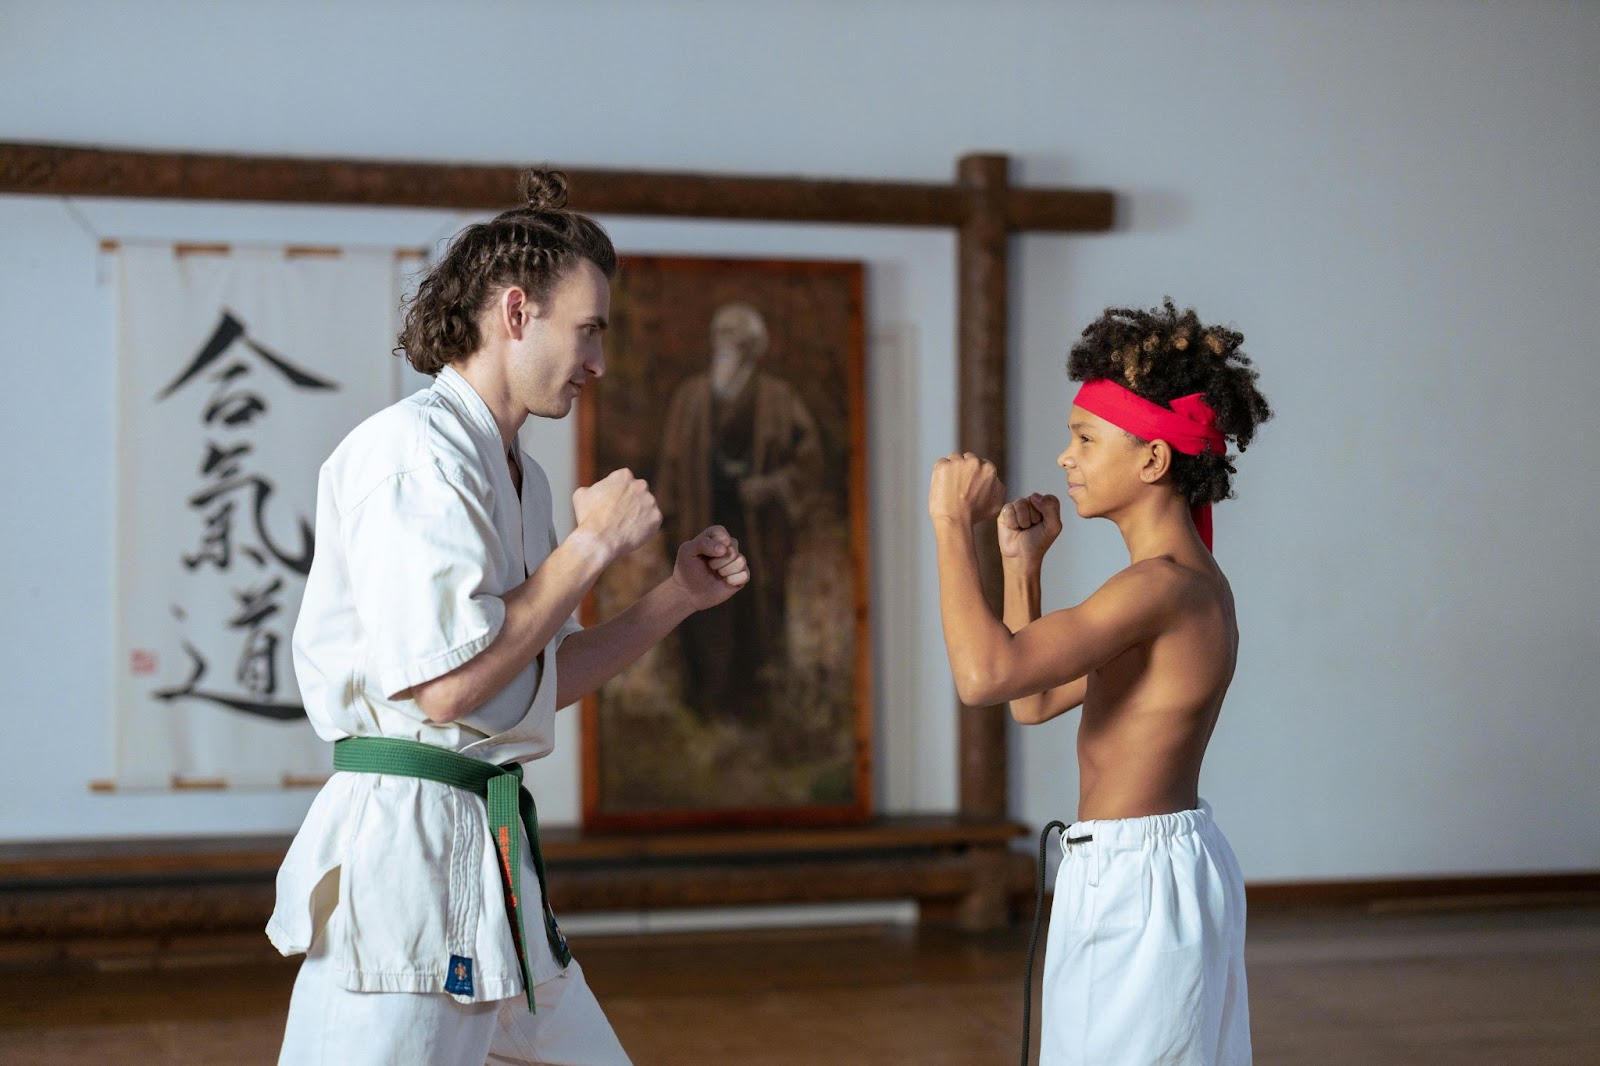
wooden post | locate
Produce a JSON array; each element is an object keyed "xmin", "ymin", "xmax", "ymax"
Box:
[{"xmin": 955, "ymin": 153, "xmax": 1013, "ymax": 931}]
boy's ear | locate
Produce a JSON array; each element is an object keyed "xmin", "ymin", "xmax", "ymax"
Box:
[{"xmin": 1140, "ymin": 439, "xmax": 1174, "ymax": 485}]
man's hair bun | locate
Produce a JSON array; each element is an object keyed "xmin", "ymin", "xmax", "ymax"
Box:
[{"xmin": 520, "ymin": 167, "xmax": 570, "ymax": 211}]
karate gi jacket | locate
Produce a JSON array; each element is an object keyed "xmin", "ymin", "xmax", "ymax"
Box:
[{"xmin": 268, "ymin": 366, "xmax": 579, "ymax": 1002}]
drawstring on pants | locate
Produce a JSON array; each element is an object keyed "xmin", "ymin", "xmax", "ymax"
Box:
[
  {"xmin": 1021, "ymin": 820, "xmax": 1066, "ymax": 1066},
  {"xmin": 1021, "ymin": 820, "xmax": 1093, "ymax": 1065}
]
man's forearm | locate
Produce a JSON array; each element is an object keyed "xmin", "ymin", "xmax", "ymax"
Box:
[
  {"xmin": 402, "ymin": 532, "xmax": 611, "ymax": 723},
  {"xmin": 555, "ymin": 578, "xmax": 697, "ymax": 708}
]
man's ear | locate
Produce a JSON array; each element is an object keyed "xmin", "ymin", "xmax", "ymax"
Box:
[
  {"xmin": 497, "ymin": 286, "xmax": 535, "ymax": 341},
  {"xmin": 1141, "ymin": 439, "xmax": 1174, "ymax": 485}
]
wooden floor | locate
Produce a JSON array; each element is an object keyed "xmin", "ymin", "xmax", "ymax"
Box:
[{"xmin": 1, "ymin": 903, "xmax": 1596, "ymax": 1064}]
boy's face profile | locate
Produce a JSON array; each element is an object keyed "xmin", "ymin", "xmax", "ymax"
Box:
[{"xmin": 1058, "ymin": 405, "xmax": 1150, "ymax": 519}]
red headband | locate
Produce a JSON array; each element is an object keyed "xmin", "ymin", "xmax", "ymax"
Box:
[{"xmin": 1071, "ymin": 378, "xmax": 1226, "ymax": 550}]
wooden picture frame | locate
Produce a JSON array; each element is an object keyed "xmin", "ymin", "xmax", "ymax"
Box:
[{"xmin": 578, "ymin": 255, "xmax": 871, "ymax": 831}]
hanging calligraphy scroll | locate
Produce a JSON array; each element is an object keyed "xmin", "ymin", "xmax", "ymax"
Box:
[{"xmin": 112, "ymin": 243, "xmax": 398, "ymax": 789}]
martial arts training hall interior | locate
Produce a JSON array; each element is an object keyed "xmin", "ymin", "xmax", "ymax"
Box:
[{"xmin": 2, "ymin": 3, "xmax": 1597, "ymax": 1064}]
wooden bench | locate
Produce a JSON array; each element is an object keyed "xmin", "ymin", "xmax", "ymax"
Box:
[{"xmin": 0, "ymin": 816, "xmax": 1034, "ymax": 957}]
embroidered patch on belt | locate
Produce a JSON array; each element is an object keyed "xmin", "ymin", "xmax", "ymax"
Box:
[{"xmin": 445, "ymin": 954, "xmax": 475, "ymax": 997}]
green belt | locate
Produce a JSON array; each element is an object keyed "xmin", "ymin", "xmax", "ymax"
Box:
[{"xmin": 332, "ymin": 736, "xmax": 570, "ymax": 1012}]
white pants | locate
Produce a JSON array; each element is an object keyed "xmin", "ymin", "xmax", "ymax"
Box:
[
  {"xmin": 1040, "ymin": 801, "xmax": 1251, "ymax": 1065},
  {"xmin": 278, "ymin": 936, "xmax": 632, "ymax": 1066}
]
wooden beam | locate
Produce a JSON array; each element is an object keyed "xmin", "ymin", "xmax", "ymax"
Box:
[
  {"xmin": 955, "ymin": 153, "xmax": 1012, "ymax": 843},
  {"xmin": 0, "ymin": 142, "xmax": 1114, "ymax": 232},
  {"xmin": 1008, "ymin": 185, "xmax": 1118, "ymax": 232}
]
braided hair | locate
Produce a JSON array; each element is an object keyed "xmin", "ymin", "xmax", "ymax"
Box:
[
  {"xmin": 397, "ymin": 168, "xmax": 617, "ymax": 375},
  {"xmin": 1067, "ymin": 299, "xmax": 1271, "ymax": 507}
]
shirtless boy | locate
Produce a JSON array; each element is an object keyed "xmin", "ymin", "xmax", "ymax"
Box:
[{"xmin": 928, "ymin": 300, "xmax": 1271, "ymax": 1065}]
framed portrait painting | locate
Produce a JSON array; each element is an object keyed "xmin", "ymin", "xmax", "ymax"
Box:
[{"xmin": 578, "ymin": 255, "xmax": 871, "ymax": 831}]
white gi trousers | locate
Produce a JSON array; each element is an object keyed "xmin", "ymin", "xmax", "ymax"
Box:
[
  {"xmin": 1040, "ymin": 800, "xmax": 1251, "ymax": 1065},
  {"xmin": 278, "ymin": 934, "xmax": 632, "ymax": 1066}
]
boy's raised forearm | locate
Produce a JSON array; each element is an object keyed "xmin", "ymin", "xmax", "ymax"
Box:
[
  {"xmin": 1003, "ymin": 558, "xmax": 1051, "ymax": 721},
  {"xmin": 1001, "ymin": 555, "xmax": 1088, "ymax": 723},
  {"xmin": 1003, "ymin": 558, "xmax": 1042, "ymax": 634},
  {"xmin": 933, "ymin": 518, "xmax": 1015, "ymax": 706}
]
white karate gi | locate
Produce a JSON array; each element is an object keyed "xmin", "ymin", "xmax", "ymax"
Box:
[
  {"xmin": 271, "ymin": 366, "xmax": 629, "ymax": 1065},
  {"xmin": 1040, "ymin": 801, "xmax": 1251, "ymax": 1066}
]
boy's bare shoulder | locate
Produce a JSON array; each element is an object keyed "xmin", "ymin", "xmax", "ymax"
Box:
[{"xmin": 1104, "ymin": 556, "xmax": 1221, "ymax": 612}]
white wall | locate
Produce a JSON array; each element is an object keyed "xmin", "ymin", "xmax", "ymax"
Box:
[{"xmin": 2, "ymin": 0, "xmax": 1596, "ymax": 880}]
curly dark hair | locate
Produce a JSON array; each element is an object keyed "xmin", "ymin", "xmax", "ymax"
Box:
[
  {"xmin": 1066, "ymin": 299, "xmax": 1271, "ymax": 507},
  {"xmin": 396, "ymin": 167, "xmax": 617, "ymax": 375}
]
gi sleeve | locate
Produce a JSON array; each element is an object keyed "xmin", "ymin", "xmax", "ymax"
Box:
[{"xmin": 341, "ymin": 465, "xmax": 506, "ymax": 699}]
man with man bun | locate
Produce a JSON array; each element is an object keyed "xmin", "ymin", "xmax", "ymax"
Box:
[{"xmin": 271, "ymin": 169, "xmax": 750, "ymax": 1064}]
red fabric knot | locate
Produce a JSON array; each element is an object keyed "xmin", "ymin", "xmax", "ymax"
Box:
[{"xmin": 1071, "ymin": 379, "xmax": 1227, "ymax": 551}]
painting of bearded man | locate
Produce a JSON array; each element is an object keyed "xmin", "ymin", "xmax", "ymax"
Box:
[{"xmin": 578, "ymin": 256, "xmax": 870, "ymax": 830}]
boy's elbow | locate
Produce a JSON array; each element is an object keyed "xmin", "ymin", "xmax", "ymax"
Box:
[
  {"xmin": 955, "ymin": 671, "xmax": 1003, "ymax": 709},
  {"xmin": 1008, "ymin": 701, "xmax": 1041, "ymax": 725}
]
